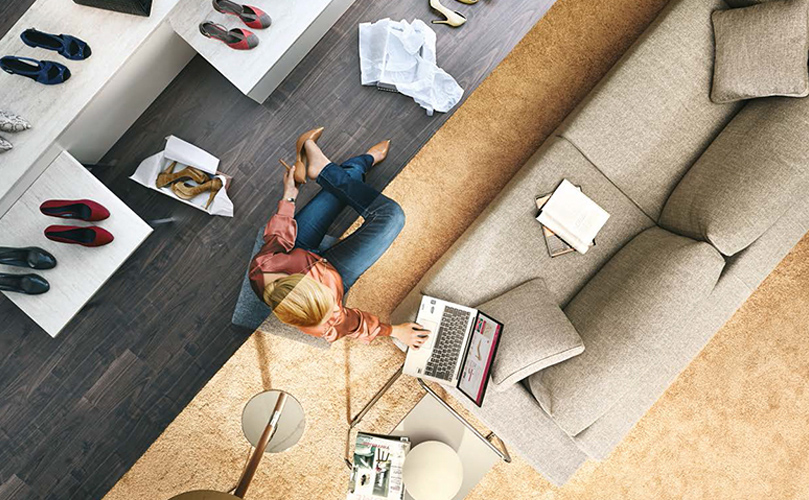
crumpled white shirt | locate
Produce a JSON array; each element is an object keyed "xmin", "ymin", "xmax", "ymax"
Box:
[{"xmin": 359, "ymin": 18, "xmax": 464, "ymax": 116}]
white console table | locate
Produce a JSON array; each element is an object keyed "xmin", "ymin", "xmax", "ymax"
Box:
[
  {"xmin": 0, "ymin": 152, "xmax": 152, "ymax": 337},
  {"xmin": 170, "ymin": 0, "xmax": 356, "ymax": 103}
]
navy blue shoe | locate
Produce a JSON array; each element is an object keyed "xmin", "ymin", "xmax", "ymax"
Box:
[
  {"xmin": 21, "ymin": 28, "xmax": 91, "ymax": 60},
  {"xmin": 0, "ymin": 56, "xmax": 70, "ymax": 85},
  {"xmin": 0, "ymin": 247, "xmax": 57, "ymax": 270},
  {"xmin": 0, "ymin": 273, "xmax": 50, "ymax": 295}
]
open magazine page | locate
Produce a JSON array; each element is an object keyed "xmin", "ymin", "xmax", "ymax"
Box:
[{"xmin": 347, "ymin": 433, "xmax": 410, "ymax": 500}]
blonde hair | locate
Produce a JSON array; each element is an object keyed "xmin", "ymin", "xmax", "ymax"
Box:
[{"xmin": 264, "ymin": 274, "xmax": 335, "ymax": 327}]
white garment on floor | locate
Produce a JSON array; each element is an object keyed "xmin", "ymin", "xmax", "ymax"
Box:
[{"xmin": 359, "ymin": 18, "xmax": 464, "ymax": 116}]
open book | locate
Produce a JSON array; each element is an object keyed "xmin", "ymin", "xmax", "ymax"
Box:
[
  {"xmin": 536, "ymin": 191, "xmax": 593, "ymax": 257},
  {"xmin": 537, "ymin": 180, "xmax": 610, "ymax": 254}
]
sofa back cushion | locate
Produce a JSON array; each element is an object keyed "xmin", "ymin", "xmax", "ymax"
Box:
[
  {"xmin": 558, "ymin": 0, "xmax": 742, "ymax": 220},
  {"xmin": 528, "ymin": 227, "xmax": 725, "ymax": 437},
  {"xmin": 659, "ymin": 95, "xmax": 809, "ymax": 256},
  {"xmin": 710, "ymin": 0, "xmax": 809, "ymax": 104}
]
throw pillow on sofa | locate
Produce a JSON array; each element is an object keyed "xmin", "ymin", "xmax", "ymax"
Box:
[
  {"xmin": 659, "ymin": 94, "xmax": 809, "ymax": 256},
  {"xmin": 710, "ymin": 0, "xmax": 809, "ymax": 103},
  {"xmin": 528, "ymin": 227, "xmax": 725, "ymax": 437},
  {"xmin": 475, "ymin": 278, "xmax": 584, "ymax": 392}
]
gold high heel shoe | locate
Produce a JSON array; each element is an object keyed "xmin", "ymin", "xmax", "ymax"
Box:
[
  {"xmin": 366, "ymin": 140, "xmax": 391, "ymax": 166},
  {"xmin": 290, "ymin": 126, "xmax": 324, "ymax": 184},
  {"xmin": 155, "ymin": 161, "xmax": 210, "ymax": 188},
  {"xmin": 430, "ymin": 0, "xmax": 467, "ymax": 27},
  {"xmin": 171, "ymin": 177, "xmax": 224, "ymax": 210},
  {"xmin": 455, "ymin": 0, "xmax": 478, "ymax": 4}
]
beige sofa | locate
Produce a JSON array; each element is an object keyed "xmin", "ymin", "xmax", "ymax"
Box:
[{"xmin": 391, "ymin": 0, "xmax": 809, "ymax": 485}]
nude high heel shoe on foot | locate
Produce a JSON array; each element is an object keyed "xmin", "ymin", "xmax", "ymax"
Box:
[
  {"xmin": 430, "ymin": 0, "xmax": 467, "ymax": 27},
  {"xmin": 172, "ymin": 177, "xmax": 224, "ymax": 210},
  {"xmin": 366, "ymin": 140, "xmax": 391, "ymax": 166},
  {"xmin": 290, "ymin": 127, "xmax": 324, "ymax": 184},
  {"xmin": 156, "ymin": 161, "xmax": 210, "ymax": 188}
]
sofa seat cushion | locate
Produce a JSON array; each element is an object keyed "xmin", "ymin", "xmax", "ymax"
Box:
[
  {"xmin": 390, "ymin": 136, "xmax": 655, "ymax": 328},
  {"xmin": 558, "ymin": 0, "xmax": 742, "ymax": 220},
  {"xmin": 475, "ymin": 278, "xmax": 584, "ymax": 392},
  {"xmin": 574, "ymin": 197, "xmax": 809, "ymax": 459},
  {"xmin": 572, "ymin": 273, "xmax": 751, "ymax": 459},
  {"xmin": 710, "ymin": 0, "xmax": 809, "ymax": 104},
  {"xmin": 528, "ymin": 227, "xmax": 725, "ymax": 437},
  {"xmin": 659, "ymin": 95, "xmax": 809, "ymax": 256}
]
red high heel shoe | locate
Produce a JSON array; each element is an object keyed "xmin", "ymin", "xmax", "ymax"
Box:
[
  {"xmin": 40, "ymin": 199, "xmax": 110, "ymax": 221},
  {"xmin": 199, "ymin": 22, "xmax": 259, "ymax": 50},
  {"xmin": 44, "ymin": 225, "xmax": 114, "ymax": 247},
  {"xmin": 212, "ymin": 0, "xmax": 272, "ymax": 29}
]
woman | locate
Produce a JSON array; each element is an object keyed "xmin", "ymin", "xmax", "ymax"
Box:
[{"xmin": 249, "ymin": 128, "xmax": 429, "ymax": 349}]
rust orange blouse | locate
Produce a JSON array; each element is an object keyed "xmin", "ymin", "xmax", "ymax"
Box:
[{"xmin": 249, "ymin": 200, "xmax": 392, "ymax": 344}]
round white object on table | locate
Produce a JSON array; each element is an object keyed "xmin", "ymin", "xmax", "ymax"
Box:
[{"xmin": 402, "ymin": 441, "xmax": 463, "ymax": 500}]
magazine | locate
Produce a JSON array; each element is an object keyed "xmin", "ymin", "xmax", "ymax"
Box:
[{"xmin": 347, "ymin": 433, "xmax": 410, "ymax": 500}]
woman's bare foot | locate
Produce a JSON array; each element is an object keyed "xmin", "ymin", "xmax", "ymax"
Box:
[
  {"xmin": 304, "ymin": 139, "xmax": 331, "ymax": 180},
  {"xmin": 366, "ymin": 140, "xmax": 391, "ymax": 166}
]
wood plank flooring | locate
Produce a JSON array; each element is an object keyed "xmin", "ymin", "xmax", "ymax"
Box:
[{"xmin": 0, "ymin": 1, "xmax": 556, "ymax": 498}]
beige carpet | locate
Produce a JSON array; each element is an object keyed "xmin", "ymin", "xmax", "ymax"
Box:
[{"xmin": 105, "ymin": 0, "xmax": 809, "ymax": 498}]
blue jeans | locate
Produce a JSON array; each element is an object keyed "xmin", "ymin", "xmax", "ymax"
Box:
[{"xmin": 294, "ymin": 155, "xmax": 405, "ymax": 293}]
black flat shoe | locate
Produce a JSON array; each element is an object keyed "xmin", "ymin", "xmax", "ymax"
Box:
[
  {"xmin": 0, "ymin": 273, "xmax": 50, "ymax": 295},
  {"xmin": 0, "ymin": 246, "xmax": 57, "ymax": 269}
]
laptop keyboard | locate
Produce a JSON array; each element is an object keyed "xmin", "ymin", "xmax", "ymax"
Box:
[{"xmin": 424, "ymin": 306, "xmax": 471, "ymax": 381}]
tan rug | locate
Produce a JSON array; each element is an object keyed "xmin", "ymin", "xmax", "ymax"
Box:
[{"xmin": 105, "ymin": 0, "xmax": 809, "ymax": 498}]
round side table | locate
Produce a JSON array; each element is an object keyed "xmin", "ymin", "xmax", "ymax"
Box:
[
  {"xmin": 241, "ymin": 390, "xmax": 305, "ymax": 453},
  {"xmin": 168, "ymin": 390, "xmax": 305, "ymax": 499},
  {"xmin": 402, "ymin": 441, "xmax": 463, "ymax": 500}
]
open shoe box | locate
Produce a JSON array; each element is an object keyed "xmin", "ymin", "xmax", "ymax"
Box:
[{"xmin": 130, "ymin": 136, "xmax": 234, "ymax": 217}]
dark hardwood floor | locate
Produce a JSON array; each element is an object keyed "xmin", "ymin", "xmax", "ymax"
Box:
[{"xmin": 0, "ymin": 1, "xmax": 556, "ymax": 498}]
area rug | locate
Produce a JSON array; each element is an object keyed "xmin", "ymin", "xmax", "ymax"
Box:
[{"xmin": 104, "ymin": 0, "xmax": 809, "ymax": 498}]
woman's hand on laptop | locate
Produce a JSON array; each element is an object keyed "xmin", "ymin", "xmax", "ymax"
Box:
[{"xmin": 391, "ymin": 323, "xmax": 430, "ymax": 349}]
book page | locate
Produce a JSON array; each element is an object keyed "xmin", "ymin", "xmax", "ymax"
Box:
[{"xmin": 538, "ymin": 180, "xmax": 610, "ymax": 254}]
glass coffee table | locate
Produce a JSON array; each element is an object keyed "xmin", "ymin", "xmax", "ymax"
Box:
[{"xmin": 345, "ymin": 366, "xmax": 510, "ymax": 500}]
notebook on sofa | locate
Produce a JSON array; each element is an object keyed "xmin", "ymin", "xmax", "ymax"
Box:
[
  {"xmin": 536, "ymin": 180, "xmax": 610, "ymax": 255},
  {"xmin": 536, "ymin": 185, "xmax": 595, "ymax": 257}
]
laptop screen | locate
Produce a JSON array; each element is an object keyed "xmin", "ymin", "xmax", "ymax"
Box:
[{"xmin": 457, "ymin": 312, "xmax": 502, "ymax": 406}]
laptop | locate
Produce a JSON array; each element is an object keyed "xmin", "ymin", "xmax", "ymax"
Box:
[{"xmin": 403, "ymin": 295, "xmax": 503, "ymax": 406}]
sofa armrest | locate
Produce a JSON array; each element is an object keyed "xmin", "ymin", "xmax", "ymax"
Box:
[{"xmin": 443, "ymin": 380, "xmax": 588, "ymax": 486}]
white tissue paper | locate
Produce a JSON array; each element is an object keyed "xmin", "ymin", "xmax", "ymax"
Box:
[
  {"xmin": 130, "ymin": 135, "xmax": 234, "ymax": 217},
  {"xmin": 359, "ymin": 18, "xmax": 464, "ymax": 116}
]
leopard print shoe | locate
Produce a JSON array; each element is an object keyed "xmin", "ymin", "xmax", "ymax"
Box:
[{"xmin": 0, "ymin": 110, "xmax": 31, "ymax": 133}]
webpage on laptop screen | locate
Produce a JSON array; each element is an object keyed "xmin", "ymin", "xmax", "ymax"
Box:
[{"xmin": 458, "ymin": 313, "xmax": 501, "ymax": 405}]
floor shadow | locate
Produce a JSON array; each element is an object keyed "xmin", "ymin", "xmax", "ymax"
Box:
[
  {"xmin": 344, "ymin": 339, "xmax": 353, "ymax": 424},
  {"xmin": 253, "ymin": 333, "xmax": 273, "ymax": 390}
]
